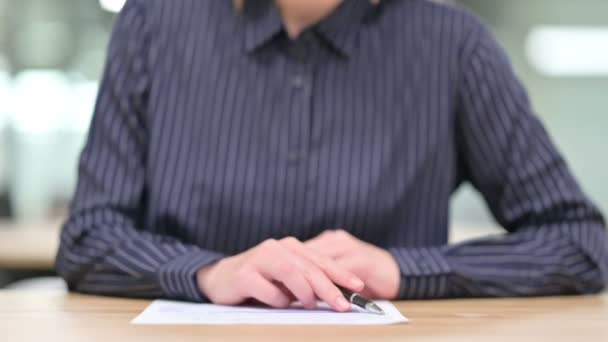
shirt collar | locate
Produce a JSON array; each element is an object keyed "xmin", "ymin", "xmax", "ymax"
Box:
[
  {"xmin": 243, "ymin": 0, "xmax": 283, "ymax": 53},
  {"xmin": 243, "ymin": 0, "xmax": 378, "ymax": 57}
]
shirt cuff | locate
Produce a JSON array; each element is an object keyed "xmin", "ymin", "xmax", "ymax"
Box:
[
  {"xmin": 387, "ymin": 246, "xmax": 452, "ymax": 299},
  {"xmin": 158, "ymin": 249, "xmax": 225, "ymax": 302}
]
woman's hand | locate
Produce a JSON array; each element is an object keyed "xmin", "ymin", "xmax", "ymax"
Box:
[
  {"xmin": 305, "ymin": 230, "xmax": 400, "ymax": 300},
  {"xmin": 196, "ymin": 237, "xmax": 365, "ymax": 311}
]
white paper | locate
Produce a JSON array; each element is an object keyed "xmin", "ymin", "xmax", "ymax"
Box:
[{"xmin": 132, "ymin": 299, "xmax": 408, "ymax": 325}]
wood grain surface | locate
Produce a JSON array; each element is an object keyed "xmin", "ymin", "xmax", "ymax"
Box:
[
  {"xmin": 0, "ymin": 291, "xmax": 606, "ymax": 342},
  {"xmin": 0, "ymin": 220, "xmax": 60, "ymax": 269}
]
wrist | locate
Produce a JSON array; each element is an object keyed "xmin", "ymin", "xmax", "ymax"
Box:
[
  {"xmin": 196, "ymin": 259, "xmax": 222, "ymax": 298},
  {"xmin": 380, "ymin": 249, "xmax": 401, "ymax": 300}
]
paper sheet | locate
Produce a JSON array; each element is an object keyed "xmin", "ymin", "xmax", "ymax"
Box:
[{"xmin": 132, "ymin": 299, "xmax": 408, "ymax": 325}]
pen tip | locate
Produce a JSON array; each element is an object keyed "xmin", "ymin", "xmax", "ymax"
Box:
[{"xmin": 365, "ymin": 303, "xmax": 385, "ymax": 315}]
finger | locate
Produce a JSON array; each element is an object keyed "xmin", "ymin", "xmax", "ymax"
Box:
[
  {"xmin": 282, "ymin": 237, "xmax": 364, "ymax": 293},
  {"xmin": 254, "ymin": 240, "xmax": 318, "ymax": 309},
  {"xmin": 305, "ymin": 230, "xmax": 336, "ymax": 250},
  {"xmin": 279, "ymin": 238, "xmax": 354, "ymax": 312},
  {"xmin": 273, "ymin": 281, "xmax": 297, "ymax": 302},
  {"xmin": 260, "ymin": 255, "xmax": 318, "ymax": 310},
  {"xmin": 305, "ymin": 240, "xmax": 341, "ymax": 258},
  {"xmin": 305, "ymin": 231, "xmax": 352, "ymax": 258},
  {"xmin": 335, "ymin": 257, "xmax": 375, "ymax": 299},
  {"xmin": 292, "ymin": 254, "xmax": 353, "ymax": 312},
  {"xmin": 245, "ymin": 272, "xmax": 292, "ymax": 308}
]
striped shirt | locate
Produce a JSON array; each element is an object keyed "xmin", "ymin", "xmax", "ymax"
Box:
[{"xmin": 55, "ymin": 0, "xmax": 608, "ymax": 302}]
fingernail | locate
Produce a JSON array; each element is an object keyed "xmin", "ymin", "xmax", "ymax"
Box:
[
  {"xmin": 351, "ymin": 278, "xmax": 364, "ymax": 289},
  {"xmin": 337, "ymin": 296, "xmax": 350, "ymax": 311}
]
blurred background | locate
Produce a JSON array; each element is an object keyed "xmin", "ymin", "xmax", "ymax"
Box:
[{"xmin": 0, "ymin": 0, "xmax": 606, "ymax": 288}]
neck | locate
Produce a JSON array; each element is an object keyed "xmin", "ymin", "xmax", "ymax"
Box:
[{"xmin": 274, "ymin": 0, "xmax": 343, "ymax": 38}]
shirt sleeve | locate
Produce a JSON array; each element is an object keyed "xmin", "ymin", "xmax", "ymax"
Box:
[
  {"xmin": 388, "ymin": 18, "xmax": 608, "ymax": 299},
  {"xmin": 54, "ymin": 0, "xmax": 224, "ymax": 302}
]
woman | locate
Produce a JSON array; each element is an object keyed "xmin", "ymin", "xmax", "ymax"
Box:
[{"xmin": 56, "ymin": 0, "xmax": 608, "ymax": 312}]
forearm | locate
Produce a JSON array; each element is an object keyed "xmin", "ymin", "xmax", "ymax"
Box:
[
  {"xmin": 55, "ymin": 209, "xmax": 224, "ymax": 301},
  {"xmin": 389, "ymin": 223, "xmax": 607, "ymax": 299},
  {"xmin": 439, "ymin": 15, "xmax": 608, "ymax": 299}
]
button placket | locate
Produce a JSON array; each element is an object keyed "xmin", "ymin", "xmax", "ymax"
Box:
[
  {"xmin": 283, "ymin": 32, "xmax": 317, "ymax": 174},
  {"xmin": 288, "ymin": 43, "xmax": 307, "ymax": 62},
  {"xmin": 291, "ymin": 75, "xmax": 305, "ymax": 89},
  {"xmin": 286, "ymin": 61, "xmax": 311, "ymax": 164}
]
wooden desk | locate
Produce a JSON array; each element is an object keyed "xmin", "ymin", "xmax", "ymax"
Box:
[
  {"xmin": 0, "ymin": 220, "xmax": 61, "ymax": 270},
  {"xmin": 0, "ymin": 291, "xmax": 606, "ymax": 342}
]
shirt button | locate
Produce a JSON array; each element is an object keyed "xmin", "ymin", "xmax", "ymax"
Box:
[{"xmin": 292, "ymin": 76, "xmax": 305, "ymax": 88}]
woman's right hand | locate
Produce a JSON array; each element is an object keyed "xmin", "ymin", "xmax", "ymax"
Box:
[{"xmin": 196, "ymin": 237, "xmax": 365, "ymax": 312}]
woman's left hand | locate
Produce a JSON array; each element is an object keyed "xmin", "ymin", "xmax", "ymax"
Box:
[{"xmin": 305, "ymin": 230, "xmax": 400, "ymax": 300}]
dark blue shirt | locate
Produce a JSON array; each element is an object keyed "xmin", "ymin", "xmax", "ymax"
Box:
[{"xmin": 56, "ymin": 0, "xmax": 608, "ymax": 301}]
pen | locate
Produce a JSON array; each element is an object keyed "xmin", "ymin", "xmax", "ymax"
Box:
[{"xmin": 338, "ymin": 286, "xmax": 385, "ymax": 315}]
